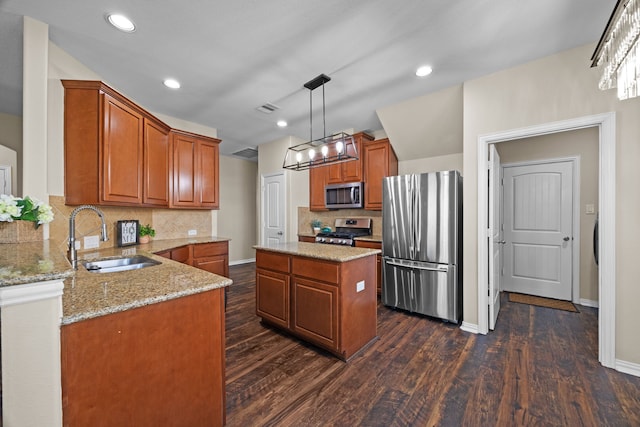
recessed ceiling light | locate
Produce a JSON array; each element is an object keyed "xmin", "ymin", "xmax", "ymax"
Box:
[
  {"xmin": 106, "ymin": 14, "xmax": 136, "ymax": 33},
  {"xmin": 277, "ymin": 120, "xmax": 288, "ymax": 128},
  {"xmin": 415, "ymin": 65, "xmax": 433, "ymax": 77},
  {"xmin": 163, "ymin": 79, "xmax": 181, "ymax": 89}
]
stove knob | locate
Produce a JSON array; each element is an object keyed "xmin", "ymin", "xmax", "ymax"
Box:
[{"xmin": 329, "ymin": 238, "xmax": 334, "ymax": 244}]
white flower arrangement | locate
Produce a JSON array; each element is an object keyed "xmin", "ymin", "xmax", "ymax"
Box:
[{"xmin": 0, "ymin": 195, "xmax": 54, "ymax": 228}]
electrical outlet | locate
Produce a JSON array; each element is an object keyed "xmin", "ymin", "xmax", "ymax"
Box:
[
  {"xmin": 74, "ymin": 241, "xmax": 81, "ymax": 250},
  {"xmin": 188, "ymin": 229, "xmax": 197, "ymax": 236},
  {"xmin": 585, "ymin": 203, "xmax": 595, "ymax": 214},
  {"xmin": 84, "ymin": 235, "xmax": 100, "ymax": 249},
  {"xmin": 356, "ymin": 280, "xmax": 365, "ymax": 293}
]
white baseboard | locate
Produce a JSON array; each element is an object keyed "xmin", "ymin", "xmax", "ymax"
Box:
[
  {"xmin": 578, "ymin": 298, "xmax": 599, "ymax": 308},
  {"xmin": 616, "ymin": 359, "xmax": 640, "ymax": 378},
  {"xmin": 229, "ymin": 258, "xmax": 256, "ymax": 266},
  {"xmin": 460, "ymin": 322, "xmax": 479, "ymax": 334}
]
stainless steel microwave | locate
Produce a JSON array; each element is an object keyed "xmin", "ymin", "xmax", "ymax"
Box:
[{"xmin": 325, "ymin": 182, "xmax": 364, "ymax": 209}]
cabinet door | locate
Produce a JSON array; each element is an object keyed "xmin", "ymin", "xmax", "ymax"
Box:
[
  {"xmin": 144, "ymin": 118, "xmax": 171, "ymax": 206},
  {"xmin": 309, "ymin": 165, "xmax": 328, "ymax": 211},
  {"xmin": 364, "ymin": 139, "xmax": 398, "ymax": 211},
  {"xmin": 256, "ymin": 268, "xmax": 290, "ymax": 329},
  {"xmin": 171, "ymin": 133, "xmax": 198, "ymax": 207},
  {"xmin": 101, "ymin": 94, "xmax": 144, "ymax": 204},
  {"xmin": 340, "ymin": 137, "xmax": 363, "ymax": 183},
  {"xmin": 193, "ymin": 255, "xmax": 228, "ymax": 277},
  {"xmin": 198, "ymin": 140, "xmax": 219, "ymax": 208},
  {"xmin": 292, "ymin": 277, "xmax": 339, "ymax": 351}
]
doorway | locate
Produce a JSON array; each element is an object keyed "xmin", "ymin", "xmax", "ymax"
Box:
[
  {"xmin": 501, "ymin": 159, "xmax": 576, "ymax": 301},
  {"xmin": 476, "ymin": 112, "xmax": 616, "ymax": 369}
]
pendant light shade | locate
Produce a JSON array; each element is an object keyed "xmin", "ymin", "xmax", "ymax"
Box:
[{"xmin": 282, "ymin": 74, "xmax": 357, "ymax": 171}]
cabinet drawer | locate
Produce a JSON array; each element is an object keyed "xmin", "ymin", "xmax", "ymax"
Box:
[
  {"xmin": 193, "ymin": 242, "xmax": 228, "ymax": 258},
  {"xmin": 256, "ymin": 251, "xmax": 290, "ymax": 273},
  {"xmin": 292, "ymin": 257, "xmax": 339, "ymax": 284},
  {"xmin": 354, "ymin": 240, "xmax": 381, "ymax": 250}
]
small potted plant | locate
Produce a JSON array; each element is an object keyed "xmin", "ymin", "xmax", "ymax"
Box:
[
  {"xmin": 311, "ymin": 219, "xmax": 322, "ymax": 234},
  {"xmin": 139, "ymin": 224, "xmax": 156, "ymax": 244}
]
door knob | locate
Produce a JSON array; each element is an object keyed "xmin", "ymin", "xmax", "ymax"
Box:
[
  {"xmin": 277, "ymin": 231, "xmax": 283, "ymax": 236},
  {"xmin": 563, "ymin": 236, "xmax": 570, "ymax": 241},
  {"xmin": 498, "ymin": 240, "xmax": 506, "ymax": 245}
]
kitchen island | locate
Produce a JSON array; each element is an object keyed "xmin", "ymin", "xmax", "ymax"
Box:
[
  {"xmin": 254, "ymin": 242, "xmax": 380, "ymax": 361},
  {"xmin": 0, "ymin": 237, "xmax": 231, "ymax": 427}
]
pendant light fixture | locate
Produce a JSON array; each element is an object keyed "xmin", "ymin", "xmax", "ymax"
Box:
[
  {"xmin": 592, "ymin": 0, "xmax": 640, "ymax": 100},
  {"xmin": 282, "ymin": 74, "xmax": 357, "ymax": 171}
]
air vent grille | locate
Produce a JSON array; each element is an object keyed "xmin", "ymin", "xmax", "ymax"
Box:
[
  {"xmin": 256, "ymin": 103, "xmax": 280, "ymax": 114},
  {"xmin": 232, "ymin": 148, "xmax": 258, "ymax": 159}
]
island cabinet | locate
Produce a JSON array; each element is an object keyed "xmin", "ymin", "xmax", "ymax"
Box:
[
  {"xmin": 363, "ymin": 138, "xmax": 398, "ymax": 210},
  {"xmin": 171, "ymin": 130, "xmax": 220, "ymax": 209},
  {"xmin": 61, "ymin": 289, "xmax": 226, "ymax": 427},
  {"xmin": 255, "ymin": 248, "xmax": 377, "ymax": 360},
  {"xmin": 354, "ymin": 240, "xmax": 383, "ymax": 295},
  {"xmin": 62, "ymin": 80, "xmax": 167, "ymax": 207}
]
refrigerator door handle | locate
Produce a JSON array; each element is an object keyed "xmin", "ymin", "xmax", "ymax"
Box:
[{"xmin": 385, "ymin": 259, "xmax": 448, "ymax": 272}]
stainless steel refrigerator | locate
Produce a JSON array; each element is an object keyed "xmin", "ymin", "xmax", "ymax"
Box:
[{"xmin": 381, "ymin": 170, "xmax": 462, "ymax": 323}]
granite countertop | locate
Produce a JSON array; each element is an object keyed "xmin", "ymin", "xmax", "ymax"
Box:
[
  {"xmin": 0, "ymin": 240, "xmax": 75, "ymax": 286},
  {"xmin": 254, "ymin": 241, "xmax": 380, "ymax": 262},
  {"xmin": 0, "ymin": 237, "xmax": 232, "ymax": 325}
]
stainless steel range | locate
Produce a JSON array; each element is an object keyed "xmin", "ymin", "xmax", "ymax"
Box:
[{"xmin": 315, "ymin": 218, "xmax": 372, "ymax": 246}]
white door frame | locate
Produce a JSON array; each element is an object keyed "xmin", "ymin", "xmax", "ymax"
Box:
[
  {"xmin": 501, "ymin": 156, "xmax": 581, "ymax": 303},
  {"xmin": 260, "ymin": 171, "xmax": 286, "ymax": 246},
  {"xmin": 476, "ymin": 112, "xmax": 616, "ymax": 370}
]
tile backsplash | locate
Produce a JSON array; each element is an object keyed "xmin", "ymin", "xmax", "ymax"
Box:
[
  {"xmin": 298, "ymin": 207, "xmax": 382, "ymax": 236},
  {"xmin": 49, "ymin": 196, "xmax": 212, "ymax": 253}
]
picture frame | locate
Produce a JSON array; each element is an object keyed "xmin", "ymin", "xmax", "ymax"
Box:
[{"xmin": 116, "ymin": 220, "xmax": 139, "ymax": 247}]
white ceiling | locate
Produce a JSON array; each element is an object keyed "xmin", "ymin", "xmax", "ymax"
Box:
[{"xmin": 0, "ymin": 0, "xmax": 614, "ymax": 159}]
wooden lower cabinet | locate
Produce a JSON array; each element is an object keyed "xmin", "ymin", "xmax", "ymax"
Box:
[
  {"xmin": 192, "ymin": 241, "xmax": 229, "ymax": 277},
  {"xmin": 61, "ymin": 289, "xmax": 226, "ymax": 427},
  {"xmin": 354, "ymin": 240, "xmax": 382, "ymax": 295},
  {"xmin": 155, "ymin": 241, "xmax": 229, "ymax": 277},
  {"xmin": 292, "ymin": 277, "xmax": 339, "ymax": 351},
  {"xmin": 255, "ymin": 249, "xmax": 377, "ymax": 360},
  {"xmin": 298, "ymin": 235, "xmax": 317, "ymax": 243}
]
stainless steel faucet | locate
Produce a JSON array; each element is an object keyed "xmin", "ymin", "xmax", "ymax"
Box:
[{"xmin": 68, "ymin": 205, "xmax": 109, "ymax": 269}]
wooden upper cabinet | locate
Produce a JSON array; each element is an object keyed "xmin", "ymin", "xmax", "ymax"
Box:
[
  {"xmin": 143, "ymin": 118, "xmax": 171, "ymax": 206},
  {"xmin": 363, "ymin": 138, "xmax": 398, "ymax": 211},
  {"xmin": 170, "ymin": 130, "xmax": 220, "ymax": 209},
  {"xmin": 326, "ymin": 132, "xmax": 373, "ymax": 184},
  {"xmin": 62, "ymin": 80, "xmax": 220, "ymax": 209},
  {"xmin": 309, "ymin": 164, "xmax": 328, "ymax": 211}
]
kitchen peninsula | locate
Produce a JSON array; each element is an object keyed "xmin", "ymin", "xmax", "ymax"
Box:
[
  {"xmin": 0, "ymin": 237, "xmax": 232, "ymax": 427},
  {"xmin": 254, "ymin": 242, "xmax": 380, "ymax": 360}
]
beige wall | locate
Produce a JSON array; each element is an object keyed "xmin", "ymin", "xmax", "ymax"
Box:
[
  {"xmin": 462, "ymin": 43, "xmax": 640, "ymax": 364},
  {"xmin": 219, "ymin": 156, "xmax": 258, "ymax": 262},
  {"xmin": 0, "ymin": 112, "xmax": 22, "ymax": 195},
  {"xmin": 399, "ymin": 153, "xmax": 463, "ymax": 176},
  {"xmin": 496, "ymin": 127, "xmax": 599, "ymax": 303}
]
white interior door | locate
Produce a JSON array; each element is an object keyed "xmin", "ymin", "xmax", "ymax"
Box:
[
  {"xmin": 0, "ymin": 166, "xmax": 11, "ymax": 195},
  {"xmin": 502, "ymin": 161, "xmax": 573, "ymax": 300},
  {"xmin": 488, "ymin": 145, "xmax": 502, "ymax": 330},
  {"xmin": 262, "ymin": 173, "xmax": 285, "ymax": 245}
]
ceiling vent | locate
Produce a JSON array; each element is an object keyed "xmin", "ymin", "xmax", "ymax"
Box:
[
  {"xmin": 256, "ymin": 102, "xmax": 280, "ymax": 114},
  {"xmin": 232, "ymin": 148, "xmax": 259, "ymax": 159}
]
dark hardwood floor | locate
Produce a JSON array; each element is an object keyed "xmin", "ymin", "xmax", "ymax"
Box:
[{"xmin": 225, "ymin": 263, "xmax": 640, "ymax": 426}]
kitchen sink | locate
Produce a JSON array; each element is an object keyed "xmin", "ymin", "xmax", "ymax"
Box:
[{"xmin": 81, "ymin": 255, "xmax": 162, "ymax": 274}]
